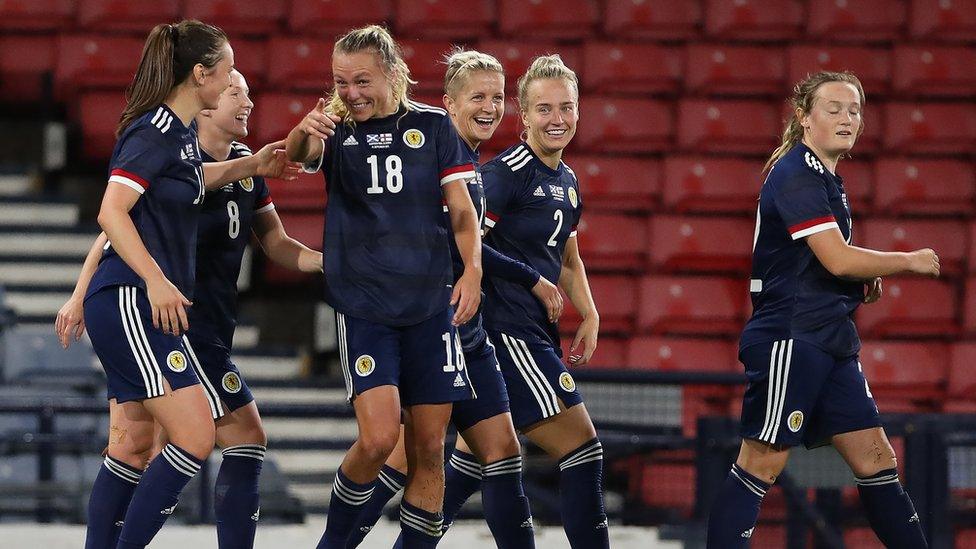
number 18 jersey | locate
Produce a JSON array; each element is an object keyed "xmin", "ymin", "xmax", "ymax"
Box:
[{"xmin": 313, "ymin": 102, "xmax": 475, "ymax": 326}]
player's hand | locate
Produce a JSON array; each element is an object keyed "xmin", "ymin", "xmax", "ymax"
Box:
[
  {"xmin": 146, "ymin": 275, "xmax": 192, "ymax": 336},
  {"xmin": 299, "ymin": 98, "xmax": 341, "ymax": 141},
  {"xmin": 531, "ymin": 276, "xmax": 563, "ymax": 323},
  {"xmin": 568, "ymin": 315, "xmax": 599, "ymax": 367},
  {"xmin": 907, "ymin": 248, "xmax": 940, "ymax": 278},
  {"xmin": 863, "ymin": 277, "xmax": 882, "ymax": 304},
  {"xmin": 451, "ymin": 268, "xmax": 482, "ymax": 326},
  {"xmin": 254, "ymin": 140, "xmax": 302, "ymax": 181},
  {"xmin": 55, "ymin": 294, "xmax": 86, "ymax": 349}
]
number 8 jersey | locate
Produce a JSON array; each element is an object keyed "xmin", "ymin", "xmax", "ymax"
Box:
[{"xmin": 310, "ymin": 102, "xmax": 475, "ymax": 326}]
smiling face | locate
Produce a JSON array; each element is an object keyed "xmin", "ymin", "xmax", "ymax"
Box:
[
  {"xmin": 445, "ymin": 70, "xmax": 505, "ymax": 150},
  {"xmin": 203, "ymin": 70, "xmax": 252, "ymax": 140},
  {"xmin": 521, "ymin": 77, "xmax": 578, "ymax": 156},
  {"xmin": 800, "ymin": 81, "xmax": 862, "ymax": 160},
  {"xmin": 198, "ymin": 41, "xmax": 235, "ymax": 110},
  {"xmin": 332, "ymin": 50, "xmax": 396, "ymax": 122}
]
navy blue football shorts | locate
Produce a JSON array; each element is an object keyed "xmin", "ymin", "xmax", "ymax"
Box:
[
  {"xmin": 84, "ymin": 285, "xmax": 200, "ymax": 403},
  {"xmin": 182, "ymin": 333, "xmax": 255, "ymax": 420},
  {"xmin": 489, "ymin": 330, "xmax": 583, "ymax": 430},
  {"xmin": 739, "ymin": 338, "xmax": 881, "ymax": 449},
  {"xmin": 336, "ymin": 306, "xmax": 474, "ymax": 406},
  {"xmin": 451, "ymin": 326, "xmax": 511, "ymax": 433}
]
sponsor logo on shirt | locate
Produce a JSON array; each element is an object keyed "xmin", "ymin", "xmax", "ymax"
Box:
[
  {"xmin": 366, "ymin": 133, "xmax": 393, "ymax": 149},
  {"xmin": 222, "ymin": 372, "xmax": 242, "ymax": 394},
  {"xmin": 549, "ymin": 185, "xmax": 565, "ymax": 202},
  {"xmin": 343, "ymin": 135, "xmax": 358, "ymax": 146},
  {"xmin": 403, "ymin": 129, "xmax": 425, "ymax": 149},
  {"xmin": 533, "ymin": 186, "xmax": 546, "ymax": 197},
  {"xmin": 355, "ymin": 355, "xmax": 376, "ymax": 377},
  {"xmin": 167, "ymin": 351, "xmax": 187, "ymax": 373}
]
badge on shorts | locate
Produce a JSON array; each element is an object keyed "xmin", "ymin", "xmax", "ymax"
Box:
[
  {"xmin": 355, "ymin": 355, "xmax": 376, "ymax": 377},
  {"xmin": 166, "ymin": 351, "xmax": 187, "ymax": 372},
  {"xmin": 568, "ymin": 187, "xmax": 578, "ymax": 208},
  {"xmin": 222, "ymin": 372, "xmax": 242, "ymax": 394},
  {"xmin": 788, "ymin": 410, "xmax": 804, "ymax": 433},
  {"xmin": 403, "ymin": 129, "xmax": 425, "ymax": 149},
  {"xmin": 559, "ymin": 372, "xmax": 576, "ymax": 392},
  {"xmin": 239, "ymin": 177, "xmax": 254, "ymax": 192}
]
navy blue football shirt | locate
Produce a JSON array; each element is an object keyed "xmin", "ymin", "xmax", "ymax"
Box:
[
  {"xmin": 88, "ymin": 104, "xmax": 205, "ymax": 300},
  {"xmin": 740, "ymin": 143, "xmax": 865, "ymax": 358},
  {"xmin": 188, "ymin": 142, "xmax": 273, "ymax": 348},
  {"xmin": 480, "ymin": 143, "xmax": 582, "ymax": 349},
  {"xmin": 311, "ymin": 101, "xmax": 475, "ymax": 326}
]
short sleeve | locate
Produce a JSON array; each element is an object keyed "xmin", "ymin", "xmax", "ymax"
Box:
[
  {"xmin": 481, "ymin": 163, "xmax": 517, "ymax": 230},
  {"xmin": 108, "ymin": 131, "xmax": 169, "ymax": 194},
  {"xmin": 773, "ymin": 171, "xmax": 838, "ymax": 240},
  {"xmin": 253, "ymin": 176, "xmax": 274, "ymax": 214},
  {"xmin": 436, "ymin": 115, "xmax": 475, "ymax": 186}
]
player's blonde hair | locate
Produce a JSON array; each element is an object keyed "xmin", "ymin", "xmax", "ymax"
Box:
[
  {"xmin": 117, "ymin": 20, "xmax": 228, "ymax": 137},
  {"xmin": 442, "ymin": 47, "xmax": 504, "ymax": 97},
  {"xmin": 516, "ymin": 54, "xmax": 579, "ymax": 111},
  {"xmin": 328, "ymin": 25, "xmax": 416, "ymax": 123},
  {"xmin": 765, "ymin": 71, "xmax": 866, "ymax": 173}
]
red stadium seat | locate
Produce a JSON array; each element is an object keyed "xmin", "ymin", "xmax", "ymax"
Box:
[
  {"xmin": 964, "ymin": 277, "xmax": 976, "ymax": 332},
  {"xmin": 267, "ymin": 37, "xmax": 334, "ymax": 91},
  {"xmin": 184, "ymin": 0, "xmax": 286, "ymax": 35},
  {"xmin": 287, "ymin": 0, "xmax": 392, "ymax": 35},
  {"xmin": 837, "ymin": 159, "xmax": 873, "ymax": 213},
  {"xmin": 637, "ymin": 276, "xmax": 746, "ymax": 335},
  {"xmin": 844, "ymin": 527, "xmax": 886, "ymax": 549},
  {"xmin": 908, "ymin": 0, "xmax": 976, "ymax": 42},
  {"xmin": 602, "ymin": 0, "xmax": 702, "ymax": 40},
  {"xmin": 395, "ymin": 0, "xmax": 494, "ymax": 39},
  {"xmin": 786, "ymin": 46, "xmax": 892, "ymax": 96},
  {"xmin": 806, "ymin": 0, "xmax": 907, "ymax": 42},
  {"xmin": 860, "ymin": 219, "xmax": 967, "ymax": 276},
  {"xmin": 856, "ymin": 278, "xmax": 958, "ymax": 337},
  {"xmin": 575, "ymin": 213, "xmax": 647, "ymax": 271},
  {"xmin": 232, "ymin": 39, "xmax": 269, "ymax": 90},
  {"xmin": 252, "ymin": 93, "xmax": 319, "ymax": 147},
  {"xmin": 682, "ymin": 385, "xmax": 736, "ymax": 437},
  {"xmin": 581, "ymin": 42, "xmax": 682, "ymax": 95},
  {"xmin": 684, "ymin": 45, "xmax": 786, "ymax": 96},
  {"xmin": 858, "ymin": 340, "xmax": 947, "ymax": 405},
  {"xmin": 648, "ymin": 215, "xmax": 754, "ymax": 274},
  {"xmin": 0, "ymin": 0, "xmax": 74, "ymax": 31},
  {"xmin": 872, "ymin": 158, "xmax": 974, "ymax": 216},
  {"xmin": 0, "ymin": 35, "xmax": 56, "ymax": 102},
  {"xmin": 640, "ymin": 461, "xmax": 695, "ymax": 515},
  {"xmin": 478, "ymin": 41, "xmax": 582, "ymax": 95},
  {"xmin": 568, "ymin": 156, "xmax": 659, "ymax": 212},
  {"xmin": 77, "ymin": 0, "xmax": 180, "ymax": 32},
  {"xmin": 661, "ymin": 156, "xmax": 764, "ymax": 214},
  {"xmin": 969, "ymin": 226, "xmax": 976, "ymax": 274},
  {"xmin": 883, "ymin": 102, "xmax": 976, "ymax": 154},
  {"xmin": 266, "ymin": 211, "xmax": 323, "ymax": 284},
  {"xmin": 677, "ymin": 100, "xmax": 779, "ymax": 154},
  {"xmin": 55, "ymin": 35, "xmax": 145, "ymax": 99},
  {"xmin": 948, "ymin": 343, "xmax": 976, "ymax": 403},
  {"xmin": 265, "ymin": 170, "xmax": 326, "ymax": 212},
  {"xmin": 626, "ymin": 337, "xmax": 737, "ymax": 372},
  {"xmin": 560, "ymin": 275, "xmax": 636, "ymax": 334},
  {"xmin": 400, "ymin": 40, "xmax": 458, "ymax": 94},
  {"xmin": 703, "ymin": 0, "xmax": 804, "ymax": 41},
  {"xmin": 579, "ymin": 337, "xmax": 628, "ymax": 369},
  {"xmin": 497, "ymin": 0, "xmax": 600, "ymax": 39},
  {"xmin": 575, "ymin": 97, "xmax": 673, "ymax": 154},
  {"xmin": 892, "ymin": 45, "xmax": 976, "ymax": 98},
  {"xmin": 78, "ymin": 91, "xmax": 127, "ymax": 161}
]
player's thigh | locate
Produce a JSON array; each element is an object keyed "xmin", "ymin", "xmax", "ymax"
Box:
[
  {"xmin": 523, "ymin": 402, "xmax": 597, "ymax": 459},
  {"xmin": 832, "ymin": 427, "xmax": 896, "ymax": 478},
  {"xmin": 215, "ymin": 401, "xmax": 267, "ymax": 448},
  {"xmin": 352, "ymin": 384, "xmax": 403, "ymax": 451},
  {"xmin": 142, "ymin": 381, "xmax": 216, "ymax": 459},
  {"xmin": 460, "ymin": 412, "xmax": 521, "ymax": 464},
  {"xmin": 107, "ymin": 398, "xmax": 156, "ymax": 468},
  {"xmin": 400, "ymin": 307, "xmax": 473, "ymax": 406}
]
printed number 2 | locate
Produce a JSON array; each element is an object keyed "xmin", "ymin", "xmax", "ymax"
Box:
[
  {"xmin": 547, "ymin": 210, "xmax": 563, "ymax": 247},
  {"xmin": 366, "ymin": 154, "xmax": 404, "ymax": 194},
  {"xmin": 227, "ymin": 200, "xmax": 240, "ymax": 239},
  {"xmin": 442, "ymin": 332, "xmax": 466, "ymax": 373}
]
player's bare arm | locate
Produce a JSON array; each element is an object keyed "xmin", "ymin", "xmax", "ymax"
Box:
[
  {"xmin": 55, "ymin": 232, "xmax": 108, "ymax": 348},
  {"xmin": 444, "ymin": 179, "xmax": 483, "ymax": 326},
  {"xmin": 558, "ymin": 236, "xmax": 599, "ymax": 366},
  {"xmin": 252, "ymin": 209, "xmax": 323, "ymax": 274},
  {"xmin": 202, "ymin": 139, "xmax": 300, "ymax": 191},
  {"xmin": 806, "ymin": 227, "xmax": 940, "ymax": 279}
]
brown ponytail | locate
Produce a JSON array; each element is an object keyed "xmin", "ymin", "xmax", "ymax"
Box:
[{"xmin": 117, "ymin": 20, "xmax": 228, "ymax": 137}]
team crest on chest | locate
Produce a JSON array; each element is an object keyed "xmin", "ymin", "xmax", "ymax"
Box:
[
  {"xmin": 354, "ymin": 355, "xmax": 376, "ymax": 377},
  {"xmin": 403, "ymin": 129, "xmax": 425, "ymax": 149},
  {"xmin": 239, "ymin": 177, "xmax": 254, "ymax": 192},
  {"xmin": 568, "ymin": 187, "xmax": 578, "ymax": 208},
  {"xmin": 558, "ymin": 372, "xmax": 576, "ymax": 392},
  {"xmin": 166, "ymin": 351, "xmax": 187, "ymax": 373},
  {"xmin": 222, "ymin": 372, "xmax": 242, "ymax": 393}
]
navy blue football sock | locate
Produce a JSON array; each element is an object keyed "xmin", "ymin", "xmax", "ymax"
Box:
[
  {"xmin": 441, "ymin": 450, "xmax": 483, "ymax": 531},
  {"xmin": 85, "ymin": 455, "xmax": 142, "ymax": 549},
  {"xmin": 482, "ymin": 455, "xmax": 535, "ymax": 549},
  {"xmin": 345, "ymin": 465, "xmax": 406, "ymax": 548},
  {"xmin": 316, "ymin": 468, "xmax": 376, "ymax": 549},
  {"xmin": 856, "ymin": 469, "xmax": 928, "ymax": 548},
  {"xmin": 705, "ymin": 463, "xmax": 771, "ymax": 548},
  {"xmin": 215, "ymin": 444, "xmax": 266, "ymax": 549},
  {"xmin": 399, "ymin": 499, "xmax": 443, "ymax": 548},
  {"xmin": 557, "ymin": 439, "xmax": 610, "ymax": 549},
  {"xmin": 116, "ymin": 444, "xmax": 203, "ymax": 549}
]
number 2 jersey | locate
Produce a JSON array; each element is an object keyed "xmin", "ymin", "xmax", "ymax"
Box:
[
  {"xmin": 87, "ymin": 104, "xmax": 205, "ymax": 300},
  {"xmin": 314, "ymin": 101, "xmax": 475, "ymax": 326},
  {"xmin": 481, "ymin": 143, "xmax": 583, "ymax": 350},
  {"xmin": 740, "ymin": 143, "xmax": 865, "ymax": 358},
  {"xmin": 190, "ymin": 142, "xmax": 273, "ymax": 349}
]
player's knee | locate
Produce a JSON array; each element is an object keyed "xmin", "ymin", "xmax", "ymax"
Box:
[
  {"xmin": 479, "ymin": 436, "xmax": 521, "ymax": 465},
  {"xmin": 358, "ymin": 428, "xmax": 400, "ymax": 465},
  {"xmin": 110, "ymin": 426, "xmax": 154, "ymax": 469},
  {"xmin": 850, "ymin": 445, "xmax": 898, "ymax": 478},
  {"xmin": 411, "ymin": 430, "xmax": 447, "ymax": 469},
  {"xmin": 171, "ymin": 422, "xmax": 216, "ymax": 461},
  {"xmin": 737, "ymin": 441, "xmax": 789, "ymax": 484}
]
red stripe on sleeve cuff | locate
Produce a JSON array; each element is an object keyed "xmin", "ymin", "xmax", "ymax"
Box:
[
  {"xmin": 789, "ymin": 215, "xmax": 836, "ymax": 235},
  {"xmin": 440, "ymin": 163, "xmax": 475, "ymax": 179},
  {"xmin": 110, "ymin": 168, "xmax": 150, "ymax": 189}
]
